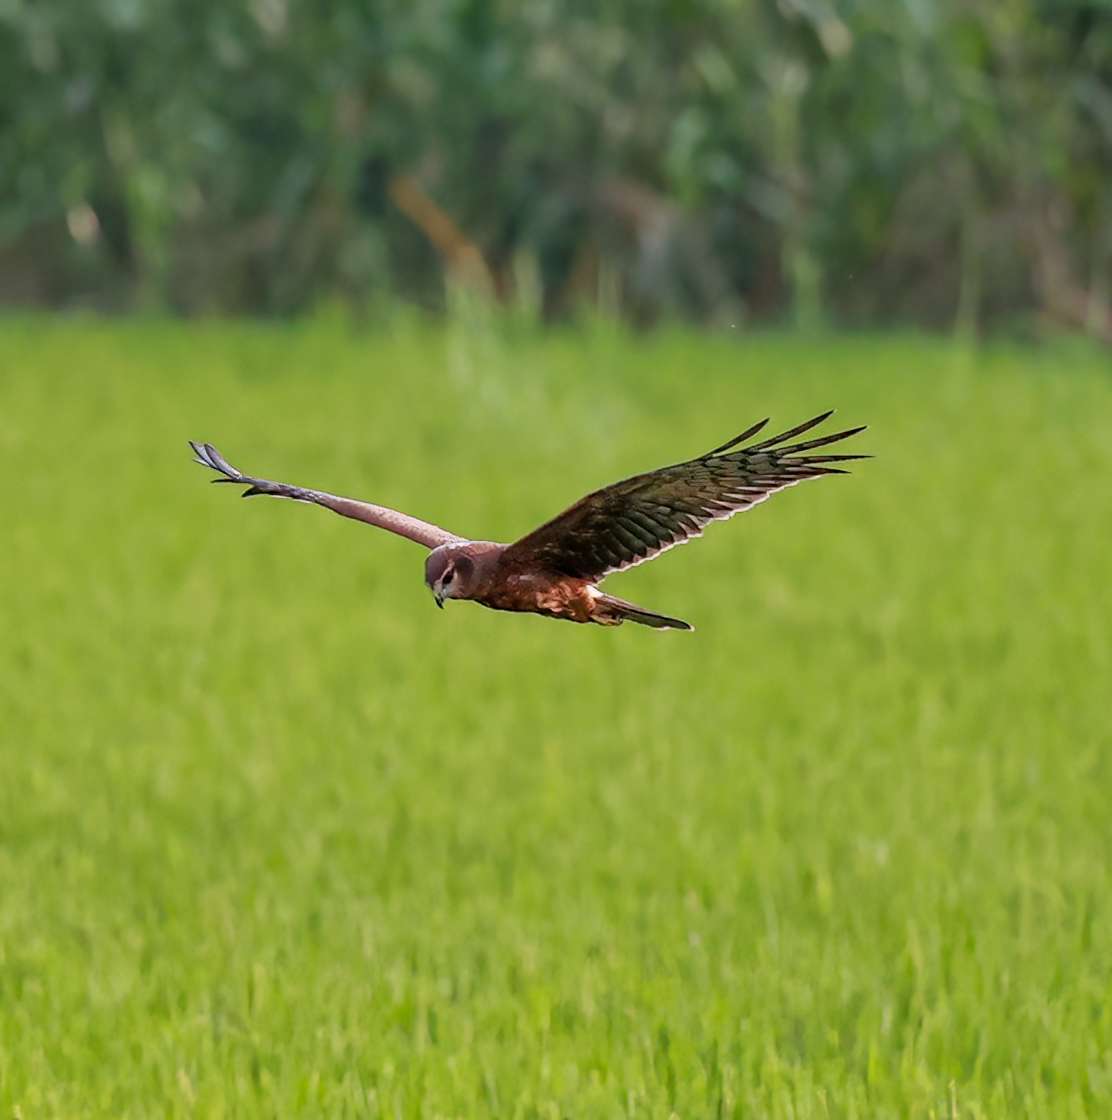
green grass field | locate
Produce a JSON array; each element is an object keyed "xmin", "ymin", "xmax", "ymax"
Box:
[{"xmin": 2, "ymin": 318, "xmax": 1110, "ymax": 1117}]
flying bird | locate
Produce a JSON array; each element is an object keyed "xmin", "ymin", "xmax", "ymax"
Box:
[{"xmin": 190, "ymin": 412, "xmax": 866, "ymax": 631}]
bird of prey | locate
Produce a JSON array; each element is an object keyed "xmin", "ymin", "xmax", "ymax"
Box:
[{"xmin": 190, "ymin": 412, "xmax": 866, "ymax": 631}]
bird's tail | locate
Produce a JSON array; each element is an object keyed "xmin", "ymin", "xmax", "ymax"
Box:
[{"xmin": 596, "ymin": 593, "xmax": 693, "ymax": 632}]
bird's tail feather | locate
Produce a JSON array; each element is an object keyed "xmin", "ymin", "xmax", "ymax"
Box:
[{"xmin": 597, "ymin": 593, "xmax": 693, "ymax": 631}]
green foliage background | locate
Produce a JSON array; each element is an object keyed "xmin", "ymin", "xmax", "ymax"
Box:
[
  {"xmin": 2, "ymin": 1, "xmax": 1111, "ymax": 332},
  {"xmin": 2, "ymin": 319, "xmax": 1111, "ymax": 1115}
]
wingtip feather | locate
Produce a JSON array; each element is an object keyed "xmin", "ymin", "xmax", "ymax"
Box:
[
  {"xmin": 780, "ymin": 424, "xmax": 867, "ymax": 455},
  {"xmin": 190, "ymin": 439, "xmax": 244, "ymax": 481},
  {"xmin": 704, "ymin": 417, "xmax": 770, "ymax": 457},
  {"xmin": 748, "ymin": 410, "xmax": 836, "ymax": 451}
]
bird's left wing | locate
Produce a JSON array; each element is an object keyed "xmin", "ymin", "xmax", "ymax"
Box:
[
  {"xmin": 190, "ymin": 442, "xmax": 462, "ymax": 549},
  {"xmin": 501, "ymin": 412, "xmax": 867, "ymax": 581}
]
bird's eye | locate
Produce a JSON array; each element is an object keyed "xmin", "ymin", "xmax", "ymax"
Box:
[{"xmin": 443, "ymin": 569, "xmax": 454, "ymax": 584}]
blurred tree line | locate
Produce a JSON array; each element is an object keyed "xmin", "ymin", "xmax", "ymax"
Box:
[{"xmin": 2, "ymin": 0, "xmax": 1110, "ymax": 337}]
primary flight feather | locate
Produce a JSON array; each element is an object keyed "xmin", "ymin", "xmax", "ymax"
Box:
[{"xmin": 190, "ymin": 411, "xmax": 867, "ymax": 631}]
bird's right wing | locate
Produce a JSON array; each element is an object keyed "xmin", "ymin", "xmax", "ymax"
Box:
[
  {"xmin": 501, "ymin": 412, "xmax": 867, "ymax": 581},
  {"xmin": 190, "ymin": 442, "xmax": 462, "ymax": 550}
]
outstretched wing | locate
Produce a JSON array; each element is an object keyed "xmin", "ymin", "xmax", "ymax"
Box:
[
  {"xmin": 190, "ymin": 442, "xmax": 462, "ymax": 550},
  {"xmin": 502, "ymin": 412, "xmax": 867, "ymax": 580}
]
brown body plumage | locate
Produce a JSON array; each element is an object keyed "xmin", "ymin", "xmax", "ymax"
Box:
[{"xmin": 190, "ymin": 411, "xmax": 867, "ymax": 631}]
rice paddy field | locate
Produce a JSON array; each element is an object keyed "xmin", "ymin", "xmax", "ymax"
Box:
[{"xmin": 1, "ymin": 316, "xmax": 1110, "ymax": 1118}]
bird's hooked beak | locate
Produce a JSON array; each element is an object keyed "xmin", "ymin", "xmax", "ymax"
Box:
[{"xmin": 428, "ymin": 576, "xmax": 445, "ymax": 609}]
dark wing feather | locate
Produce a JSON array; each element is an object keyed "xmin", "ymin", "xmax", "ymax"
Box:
[{"xmin": 502, "ymin": 413, "xmax": 867, "ymax": 581}]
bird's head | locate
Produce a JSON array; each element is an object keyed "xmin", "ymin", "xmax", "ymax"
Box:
[{"xmin": 424, "ymin": 546, "xmax": 475, "ymax": 608}]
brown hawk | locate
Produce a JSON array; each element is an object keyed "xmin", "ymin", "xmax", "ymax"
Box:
[{"xmin": 190, "ymin": 411, "xmax": 866, "ymax": 631}]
